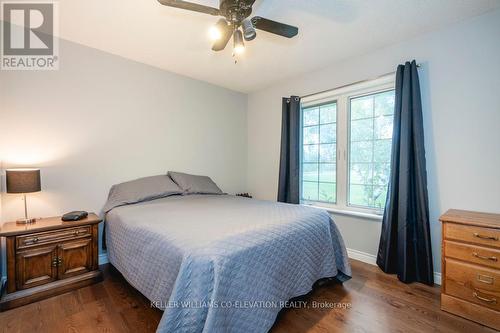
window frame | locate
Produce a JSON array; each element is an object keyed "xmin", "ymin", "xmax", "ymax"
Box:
[
  {"xmin": 300, "ymin": 74, "xmax": 395, "ymax": 216},
  {"xmin": 300, "ymin": 100, "xmax": 339, "ymax": 205}
]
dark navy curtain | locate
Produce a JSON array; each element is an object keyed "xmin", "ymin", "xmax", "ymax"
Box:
[
  {"xmin": 277, "ymin": 96, "xmax": 301, "ymax": 204},
  {"xmin": 376, "ymin": 61, "xmax": 434, "ymax": 285}
]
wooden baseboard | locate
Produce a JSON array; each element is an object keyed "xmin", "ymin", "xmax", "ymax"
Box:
[
  {"xmin": 0, "ymin": 270, "xmax": 102, "ymax": 311},
  {"xmin": 441, "ymin": 293, "xmax": 500, "ymax": 331}
]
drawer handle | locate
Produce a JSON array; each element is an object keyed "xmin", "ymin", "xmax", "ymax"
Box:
[
  {"xmin": 32, "ymin": 237, "xmax": 39, "ymax": 243},
  {"xmin": 478, "ymin": 274, "xmax": 494, "ymax": 285},
  {"xmin": 473, "ymin": 252, "xmax": 498, "ymax": 261},
  {"xmin": 473, "ymin": 233, "xmax": 498, "ymax": 241},
  {"xmin": 473, "ymin": 291, "xmax": 497, "ymax": 304},
  {"xmin": 74, "ymin": 230, "xmax": 80, "ymax": 236}
]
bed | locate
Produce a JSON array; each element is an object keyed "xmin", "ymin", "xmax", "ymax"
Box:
[{"xmin": 104, "ymin": 193, "xmax": 351, "ymax": 333}]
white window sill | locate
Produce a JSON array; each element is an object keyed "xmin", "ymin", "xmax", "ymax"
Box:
[{"xmin": 304, "ymin": 204, "xmax": 383, "ymax": 221}]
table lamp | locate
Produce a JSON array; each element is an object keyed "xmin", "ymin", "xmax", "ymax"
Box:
[{"xmin": 6, "ymin": 168, "xmax": 41, "ymax": 224}]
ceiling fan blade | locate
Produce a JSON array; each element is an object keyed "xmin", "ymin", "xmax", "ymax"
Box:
[
  {"xmin": 240, "ymin": 0, "xmax": 256, "ymax": 8},
  {"xmin": 157, "ymin": 0, "xmax": 220, "ymax": 16},
  {"xmin": 212, "ymin": 23, "xmax": 233, "ymax": 51},
  {"xmin": 251, "ymin": 16, "xmax": 298, "ymax": 38}
]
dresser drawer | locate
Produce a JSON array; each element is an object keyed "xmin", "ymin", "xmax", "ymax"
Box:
[
  {"xmin": 445, "ymin": 259, "xmax": 500, "ymax": 311},
  {"xmin": 445, "ymin": 240, "xmax": 500, "ymax": 269},
  {"xmin": 16, "ymin": 226, "xmax": 91, "ymax": 249},
  {"xmin": 444, "ymin": 223, "xmax": 500, "ymax": 248}
]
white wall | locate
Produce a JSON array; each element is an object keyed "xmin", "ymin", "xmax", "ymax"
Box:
[
  {"xmin": 247, "ymin": 9, "xmax": 500, "ymax": 275},
  {"xmin": 0, "ymin": 38, "xmax": 248, "ymax": 256}
]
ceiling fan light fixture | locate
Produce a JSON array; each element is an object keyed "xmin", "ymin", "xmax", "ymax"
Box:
[
  {"xmin": 209, "ymin": 18, "xmax": 228, "ymax": 41},
  {"xmin": 242, "ymin": 19, "xmax": 256, "ymax": 41},
  {"xmin": 233, "ymin": 29, "xmax": 245, "ymax": 54},
  {"xmin": 158, "ymin": 0, "xmax": 299, "ymax": 58}
]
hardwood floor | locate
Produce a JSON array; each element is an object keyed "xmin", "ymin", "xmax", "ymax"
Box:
[{"xmin": 0, "ymin": 259, "xmax": 496, "ymax": 333}]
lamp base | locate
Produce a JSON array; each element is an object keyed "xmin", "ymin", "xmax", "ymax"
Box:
[{"xmin": 16, "ymin": 218, "xmax": 37, "ymax": 225}]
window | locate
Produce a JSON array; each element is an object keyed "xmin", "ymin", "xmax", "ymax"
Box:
[
  {"xmin": 300, "ymin": 76, "xmax": 395, "ymax": 215},
  {"xmin": 301, "ymin": 103, "xmax": 337, "ymax": 203},
  {"xmin": 349, "ymin": 91, "xmax": 395, "ymax": 209}
]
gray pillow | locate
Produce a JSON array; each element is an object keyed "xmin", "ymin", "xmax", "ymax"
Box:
[
  {"xmin": 102, "ymin": 175, "xmax": 182, "ymax": 213},
  {"xmin": 168, "ymin": 171, "xmax": 223, "ymax": 195}
]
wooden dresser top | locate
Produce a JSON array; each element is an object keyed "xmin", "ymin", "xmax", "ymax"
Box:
[
  {"xmin": 0, "ymin": 213, "xmax": 101, "ymax": 237},
  {"xmin": 440, "ymin": 209, "xmax": 500, "ymax": 229}
]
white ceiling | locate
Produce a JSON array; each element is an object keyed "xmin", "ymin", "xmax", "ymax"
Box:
[{"xmin": 58, "ymin": 0, "xmax": 500, "ymax": 92}]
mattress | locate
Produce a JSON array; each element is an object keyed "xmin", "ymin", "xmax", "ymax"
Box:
[{"xmin": 105, "ymin": 194, "xmax": 351, "ymax": 332}]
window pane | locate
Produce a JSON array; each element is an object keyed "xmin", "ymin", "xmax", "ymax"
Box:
[
  {"xmin": 350, "ymin": 118, "xmax": 373, "ymax": 141},
  {"xmin": 303, "ymin": 144, "xmax": 319, "ymax": 163},
  {"xmin": 303, "ymin": 107, "xmax": 319, "ymax": 126},
  {"xmin": 320, "ymin": 103, "xmax": 336, "ymax": 124},
  {"xmin": 373, "ymin": 186, "xmax": 388, "ymax": 209},
  {"xmin": 351, "ymin": 95, "xmax": 373, "ymax": 120},
  {"xmin": 374, "ymin": 91, "xmax": 395, "ymax": 116},
  {"xmin": 373, "ymin": 163, "xmax": 390, "ymax": 185},
  {"xmin": 320, "ymin": 123, "xmax": 336, "ymax": 143},
  {"xmin": 319, "ymin": 144, "xmax": 335, "ymax": 163},
  {"xmin": 301, "ymin": 103, "xmax": 337, "ymax": 204},
  {"xmin": 303, "ymin": 125, "xmax": 319, "ymax": 144},
  {"xmin": 302, "ymin": 181, "xmax": 318, "ymax": 201},
  {"xmin": 350, "ymin": 141, "xmax": 373, "ymax": 162},
  {"xmin": 374, "ymin": 115, "xmax": 393, "ymax": 139},
  {"xmin": 319, "ymin": 183, "xmax": 336, "ymax": 203},
  {"xmin": 319, "ymin": 163, "xmax": 336, "ymax": 182},
  {"xmin": 302, "ymin": 163, "xmax": 318, "ymax": 182},
  {"xmin": 373, "ymin": 139, "xmax": 392, "ymax": 162},
  {"xmin": 349, "ymin": 90, "xmax": 395, "ymax": 210},
  {"xmin": 349, "ymin": 163, "xmax": 372, "ymax": 185},
  {"xmin": 349, "ymin": 184, "xmax": 373, "ymax": 207}
]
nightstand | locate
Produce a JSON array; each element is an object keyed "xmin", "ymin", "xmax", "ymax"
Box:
[{"xmin": 0, "ymin": 213, "xmax": 103, "ymax": 311}]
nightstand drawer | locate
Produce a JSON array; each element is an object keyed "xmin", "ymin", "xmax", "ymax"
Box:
[
  {"xmin": 445, "ymin": 240, "xmax": 500, "ymax": 269},
  {"xmin": 444, "ymin": 223, "xmax": 500, "ymax": 248},
  {"xmin": 445, "ymin": 259, "xmax": 500, "ymax": 311},
  {"xmin": 16, "ymin": 226, "xmax": 91, "ymax": 249}
]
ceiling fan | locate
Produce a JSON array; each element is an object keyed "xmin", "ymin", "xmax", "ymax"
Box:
[{"xmin": 157, "ymin": 0, "xmax": 299, "ymax": 56}]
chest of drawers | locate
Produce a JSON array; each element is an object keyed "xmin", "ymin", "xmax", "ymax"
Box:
[{"xmin": 440, "ymin": 209, "xmax": 500, "ymax": 330}]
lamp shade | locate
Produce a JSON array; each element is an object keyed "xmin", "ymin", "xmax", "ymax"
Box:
[{"xmin": 6, "ymin": 169, "xmax": 41, "ymax": 194}]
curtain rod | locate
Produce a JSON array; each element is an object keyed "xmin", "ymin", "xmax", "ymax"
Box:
[{"xmin": 300, "ymin": 64, "xmax": 421, "ymax": 99}]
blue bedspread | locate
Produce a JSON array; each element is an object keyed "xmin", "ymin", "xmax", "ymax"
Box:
[{"xmin": 105, "ymin": 195, "xmax": 351, "ymax": 332}]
